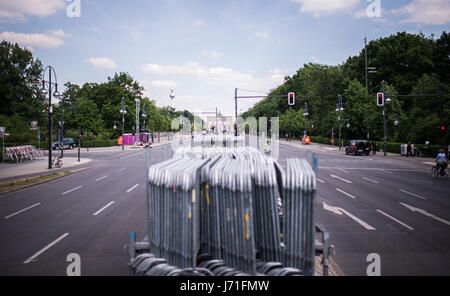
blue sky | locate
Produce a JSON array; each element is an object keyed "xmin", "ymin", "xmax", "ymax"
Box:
[{"xmin": 1, "ymin": 0, "xmax": 449, "ymax": 117}]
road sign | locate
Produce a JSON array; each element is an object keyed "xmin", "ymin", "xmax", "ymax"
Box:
[{"xmin": 0, "ymin": 127, "xmax": 4, "ymax": 133}]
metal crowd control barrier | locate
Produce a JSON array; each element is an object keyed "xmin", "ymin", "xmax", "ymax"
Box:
[
  {"xmin": 129, "ymin": 143, "xmax": 334, "ymax": 276},
  {"xmin": 3, "ymin": 146, "xmax": 43, "ymax": 162}
]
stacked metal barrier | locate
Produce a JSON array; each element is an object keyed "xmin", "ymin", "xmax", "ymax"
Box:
[
  {"xmin": 3, "ymin": 146, "xmax": 43, "ymax": 162},
  {"xmin": 282, "ymin": 158, "xmax": 317, "ymax": 275},
  {"xmin": 130, "ymin": 143, "xmax": 330, "ymax": 276},
  {"xmin": 147, "ymin": 157, "xmax": 209, "ymax": 269}
]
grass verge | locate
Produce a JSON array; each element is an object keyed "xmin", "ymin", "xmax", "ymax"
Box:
[{"xmin": 0, "ymin": 171, "xmax": 73, "ymax": 194}]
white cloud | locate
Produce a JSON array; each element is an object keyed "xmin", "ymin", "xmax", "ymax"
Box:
[
  {"xmin": 129, "ymin": 21, "xmax": 144, "ymax": 40},
  {"xmin": 392, "ymin": 0, "xmax": 450, "ymax": 25},
  {"xmin": 85, "ymin": 57, "xmax": 118, "ymax": 69},
  {"xmin": 254, "ymin": 31, "xmax": 270, "ymax": 40},
  {"xmin": 142, "ymin": 62, "xmax": 253, "ymax": 86},
  {"xmin": 202, "ymin": 50, "xmax": 224, "ymax": 59},
  {"xmin": 0, "ymin": 29, "xmax": 66, "ymax": 48},
  {"xmin": 292, "ymin": 0, "xmax": 359, "ymax": 17},
  {"xmin": 150, "ymin": 80, "xmax": 178, "ymax": 88},
  {"xmin": 0, "ymin": 0, "xmax": 65, "ymax": 22},
  {"xmin": 194, "ymin": 19, "xmax": 204, "ymax": 28}
]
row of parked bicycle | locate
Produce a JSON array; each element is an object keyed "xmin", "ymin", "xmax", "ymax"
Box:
[{"xmin": 2, "ymin": 146, "xmax": 44, "ymax": 163}]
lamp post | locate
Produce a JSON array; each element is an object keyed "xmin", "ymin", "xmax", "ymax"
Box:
[
  {"xmin": 381, "ymin": 81, "xmax": 392, "ymax": 156},
  {"xmin": 303, "ymin": 102, "xmax": 309, "ymax": 136},
  {"xmin": 120, "ymin": 97, "xmax": 127, "ymax": 151},
  {"xmin": 336, "ymin": 95, "xmax": 344, "ymax": 150},
  {"xmin": 41, "ymin": 66, "xmax": 60, "ymax": 169},
  {"xmin": 142, "ymin": 102, "xmax": 147, "ymax": 144}
]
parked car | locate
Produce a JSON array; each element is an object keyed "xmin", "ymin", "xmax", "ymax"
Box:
[
  {"xmin": 53, "ymin": 138, "xmax": 75, "ymax": 150},
  {"xmin": 345, "ymin": 140, "xmax": 371, "ymax": 156}
]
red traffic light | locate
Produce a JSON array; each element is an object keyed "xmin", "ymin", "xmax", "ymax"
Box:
[
  {"xmin": 288, "ymin": 92, "xmax": 295, "ymax": 106},
  {"xmin": 442, "ymin": 126, "xmax": 445, "ymax": 131}
]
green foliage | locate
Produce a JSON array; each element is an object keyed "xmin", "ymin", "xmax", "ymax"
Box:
[{"xmin": 245, "ymin": 31, "xmax": 450, "ymax": 148}]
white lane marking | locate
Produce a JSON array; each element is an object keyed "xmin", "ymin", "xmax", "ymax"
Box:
[
  {"xmin": 96, "ymin": 175, "xmax": 108, "ymax": 182},
  {"xmin": 379, "ymin": 169, "xmax": 393, "ymax": 175},
  {"xmin": 23, "ymin": 233, "xmax": 69, "ymax": 264},
  {"xmin": 62, "ymin": 186, "xmax": 83, "ymax": 196},
  {"xmin": 117, "ymin": 168, "xmax": 126, "ymax": 173},
  {"xmin": 338, "ymin": 168, "xmax": 350, "ymax": 174},
  {"xmin": 362, "ymin": 177, "xmax": 379, "ymax": 184},
  {"xmin": 127, "ymin": 184, "xmax": 140, "ymax": 193},
  {"xmin": 399, "ymin": 202, "xmax": 450, "ymax": 226},
  {"xmin": 317, "ymin": 178, "xmax": 325, "ymax": 184},
  {"xmin": 376, "ymin": 209, "xmax": 414, "ymax": 231},
  {"xmin": 323, "ymin": 202, "xmax": 376, "ymax": 231},
  {"xmin": 93, "ymin": 201, "xmax": 115, "ymax": 216},
  {"xmin": 398, "ymin": 189, "xmax": 427, "ymax": 200},
  {"xmin": 4, "ymin": 203, "xmax": 41, "ymax": 219},
  {"xmin": 330, "ymin": 174, "xmax": 352, "ymax": 184},
  {"xmin": 419, "ymin": 180, "xmax": 433, "ymax": 185},
  {"xmin": 336, "ymin": 188, "xmax": 356, "ymax": 199}
]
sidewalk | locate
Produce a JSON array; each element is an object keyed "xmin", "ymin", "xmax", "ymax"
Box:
[
  {"xmin": 0, "ymin": 157, "xmax": 92, "ymax": 181},
  {"xmin": 0, "ymin": 140, "xmax": 172, "ymax": 182}
]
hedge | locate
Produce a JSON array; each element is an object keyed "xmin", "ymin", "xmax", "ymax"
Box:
[{"xmin": 80, "ymin": 139, "xmax": 117, "ymax": 148}]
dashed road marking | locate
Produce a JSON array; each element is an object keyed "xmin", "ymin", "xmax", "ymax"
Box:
[
  {"xmin": 4, "ymin": 203, "xmax": 40, "ymax": 219},
  {"xmin": 93, "ymin": 201, "xmax": 115, "ymax": 216},
  {"xmin": 127, "ymin": 184, "xmax": 140, "ymax": 193},
  {"xmin": 24, "ymin": 233, "xmax": 69, "ymax": 264},
  {"xmin": 362, "ymin": 177, "xmax": 379, "ymax": 184},
  {"xmin": 398, "ymin": 189, "xmax": 427, "ymax": 200},
  {"xmin": 62, "ymin": 186, "xmax": 83, "ymax": 196},
  {"xmin": 376, "ymin": 209, "xmax": 414, "ymax": 231},
  {"xmin": 96, "ymin": 175, "xmax": 108, "ymax": 182},
  {"xmin": 336, "ymin": 188, "xmax": 357, "ymax": 199}
]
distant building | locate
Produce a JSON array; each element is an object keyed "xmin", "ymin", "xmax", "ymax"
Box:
[{"xmin": 206, "ymin": 116, "xmax": 233, "ymax": 133}]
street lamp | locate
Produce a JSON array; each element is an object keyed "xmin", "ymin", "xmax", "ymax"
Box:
[
  {"xmin": 381, "ymin": 80, "xmax": 391, "ymax": 156},
  {"xmin": 41, "ymin": 66, "xmax": 60, "ymax": 169},
  {"xmin": 142, "ymin": 102, "xmax": 147, "ymax": 144},
  {"xmin": 120, "ymin": 97, "xmax": 127, "ymax": 151},
  {"xmin": 303, "ymin": 102, "xmax": 309, "ymax": 136},
  {"xmin": 336, "ymin": 95, "xmax": 345, "ymax": 150}
]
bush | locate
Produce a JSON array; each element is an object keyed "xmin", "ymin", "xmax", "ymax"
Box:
[{"xmin": 80, "ymin": 139, "xmax": 117, "ymax": 148}]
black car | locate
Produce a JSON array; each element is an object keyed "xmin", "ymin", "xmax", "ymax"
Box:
[
  {"xmin": 53, "ymin": 138, "xmax": 75, "ymax": 150},
  {"xmin": 345, "ymin": 140, "xmax": 371, "ymax": 156}
]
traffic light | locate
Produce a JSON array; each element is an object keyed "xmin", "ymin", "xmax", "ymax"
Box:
[
  {"xmin": 288, "ymin": 92, "xmax": 295, "ymax": 106},
  {"xmin": 377, "ymin": 92, "xmax": 384, "ymax": 106},
  {"xmin": 442, "ymin": 126, "xmax": 445, "ymax": 131}
]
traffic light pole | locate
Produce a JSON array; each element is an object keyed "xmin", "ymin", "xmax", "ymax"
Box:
[{"xmin": 382, "ymin": 84, "xmax": 387, "ymax": 156}]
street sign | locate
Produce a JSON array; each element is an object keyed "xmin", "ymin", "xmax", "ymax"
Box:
[{"xmin": 0, "ymin": 127, "xmax": 4, "ymax": 133}]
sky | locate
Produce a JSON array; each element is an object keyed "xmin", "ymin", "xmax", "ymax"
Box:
[{"xmin": 1, "ymin": 0, "xmax": 449, "ymax": 118}]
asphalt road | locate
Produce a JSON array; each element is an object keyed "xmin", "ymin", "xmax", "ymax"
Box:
[{"xmin": 0, "ymin": 141, "xmax": 448, "ymax": 276}]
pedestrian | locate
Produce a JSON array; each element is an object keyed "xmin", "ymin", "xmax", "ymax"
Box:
[
  {"xmin": 372, "ymin": 141, "xmax": 377, "ymax": 155},
  {"xmin": 407, "ymin": 141, "xmax": 413, "ymax": 157}
]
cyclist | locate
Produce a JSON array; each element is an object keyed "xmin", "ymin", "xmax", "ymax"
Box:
[
  {"xmin": 435, "ymin": 149, "xmax": 448, "ymax": 176},
  {"xmin": 264, "ymin": 141, "xmax": 271, "ymax": 156}
]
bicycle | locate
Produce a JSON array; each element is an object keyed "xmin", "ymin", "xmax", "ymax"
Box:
[
  {"xmin": 431, "ymin": 163, "xmax": 448, "ymax": 180},
  {"xmin": 52, "ymin": 157, "xmax": 63, "ymax": 168}
]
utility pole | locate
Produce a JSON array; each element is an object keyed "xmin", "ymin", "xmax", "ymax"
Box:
[{"xmin": 365, "ymin": 37, "xmax": 368, "ymax": 95}]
